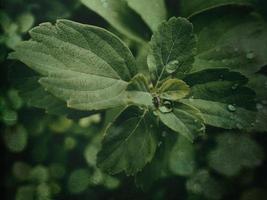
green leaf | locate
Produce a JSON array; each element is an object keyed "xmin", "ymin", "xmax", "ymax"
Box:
[
  {"xmin": 169, "ymin": 135, "xmax": 196, "ymax": 176},
  {"xmin": 157, "ymin": 103, "xmax": 205, "ymax": 141},
  {"xmin": 17, "ymin": 12, "xmax": 35, "ymax": 33},
  {"xmin": 179, "ymin": 0, "xmax": 254, "ymax": 17},
  {"xmin": 97, "ymin": 106, "xmax": 157, "ymax": 175},
  {"xmin": 191, "ymin": 8, "xmax": 267, "ymax": 75},
  {"xmin": 10, "ymin": 65, "xmax": 91, "ymax": 118},
  {"xmin": 126, "ymin": 74, "xmax": 154, "ymax": 108},
  {"xmin": 186, "ymin": 170, "xmax": 225, "ymax": 200},
  {"xmin": 126, "ymin": 0, "xmax": 167, "ymax": 31},
  {"xmin": 158, "ymin": 79, "xmax": 190, "ymax": 101},
  {"xmin": 208, "ymin": 133, "xmax": 264, "ymax": 176},
  {"xmin": 181, "ymin": 99, "xmax": 255, "ymax": 129},
  {"xmin": 4, "ymin": 125, "xmax": 28, "ymax": 153},
  {"xmin": 81, "ymin": 0, "xmax": 151, "ymax": 43},
  {"xmin": 135, "ymin": 132, "xmax": 176, "ymax": 190},
  {"xmin": 10, "ymin": 19, "xmax": 138, "ymax": 111},
  {"xmin": 148, "ymin": 17, "xmax": 197, "ymax": 85},
  {"xmin": 184, "ymin": 68, "xmax": 256, "ymax": 110},
  {"xmin": 182, "ymin": 68, "xmax": 256, "ymax": 129}
]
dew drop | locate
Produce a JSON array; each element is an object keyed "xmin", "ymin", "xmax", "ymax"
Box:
[
  {"xmin": 236, "ymin": 123, "xmax": 243, "ymax": 129},
  {"xmin": 101, "ymin": 0, "xmax": 108, "ymax": 8},
  {"xmin": 189, "ymin": 96, "xmax": 194, "ymax": 102},
  {"xmin": 222, "ymin": 59, "xmax": 228, "ymax": 64},
  {"xmin": 246, "ymin": 51, "xmax": 255, "ymax": 59},
  {"xmin": 162, "ymin": 131, "xmax": 167, "ymax": 137},
  {"xmin": 227, "ymin": 104, "xmax": 236, "ymax": 112},
  {"xmin": 159, "ymin": 100, "xmax": 173, "ymax": 113},
  {"xmin": 165, "ymin": 60, "xmax": 179, "ymax": 74},
  {"xmin": 158, "ymin": 141, "xmax": 162, "ymax": 147},
  {"xmin": 256, "ymin": 103, "xmax": 263, "ymax": 110},
  {"xmin": 231, "ymin": 83, "xmax": 239, "ymax": 90}
]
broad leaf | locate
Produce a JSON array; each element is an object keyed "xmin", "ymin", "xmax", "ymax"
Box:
[
  {"xmin": 81, "ymin": 0, "xmax": 151, "ymax": 43},
  {"xmin": 97, "ymin": 106, "xmax": 157, "ymax": 175},
  {"xmin": 135, "ymin": 131, "xmax": 176, "ymax": 189},
  {"xmin": 157, "ymin": 103, "xmax": 205, "ymax": 141},
  {"xmin": 179, "ymin": 0, "xmax": 254, "ymax": 17},
  {"xmin": 184, "ymin": 68, "xmax": 256, "ymax": 109},
  {"xmin": 9, "ymin": 20, "xmax": 138, "ymax": 111},
  {"xmin": 181, "ymin": 99, "xmax": 255, "ymax": 129},
  {"xmin": 10, "ymin": 65, "xmax": 91, "ymax": 118},
  {"xmin": 182, "ymin": 68, "xmax": 256, "ymax": 129},
  {"xmin": 191, "ymin": 8, "xmax": 267, "ymax": 75},
  {"xmin": 208, "ymin": 133, "xmax": 264, "ymax": 176},
  {"xmin": 158, "ymin": 79, "xmax": 190, "ymax": 101},
  {"xmin": 126, "ymin": 0, "xmax": 167, "ymax": 31},
  {"xmin": 148, "ymin": 17, "xmax": 196, "ymax": 85},
  {"xmin": 169, "ymin": 135, "xmax": 196, "ymax": 176}
]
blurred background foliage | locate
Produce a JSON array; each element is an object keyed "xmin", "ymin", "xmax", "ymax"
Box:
[{"xmin": 1, "ymin": 0, "xmax": 267, "ymax": 199}]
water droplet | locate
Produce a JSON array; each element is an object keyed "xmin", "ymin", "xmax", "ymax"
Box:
[
  {"xmin": 246, "ymin": 51, "xmax": 255, "ymax": 59},
  {"xmin": 158, "ymin": 101, "xmax": 173, "ymax": 113},
  {"xmin": 189, "ymin": 96, "xmax": 194, "ymax": 102},
  {"xmin": 227, "ymin": 104, "xmax": 236, "ymax": 112},
  {"xmin": 236, "ymin": 123, "xmax": 243, "ymax": 129},
  {"xmin": 101, "ymin": 0, "xmax": 108, "ymax": 8},
  {"xmin": 256, "ymin": 103, "xmax": 263, "ymax": 110},
  {"xmin": 158, "ymin": 141, "xmax": 162, "ymax": 147},
  {"xmin": 162, "ymin": 131, "xmax": 167, "ymax": 137},
  {"xmin": 231, "ymin": 83, "xmax": 239, "ymax": 90},
  {"xmin": 234, "ymin": 47, "xmax": 239, "ymax": 52},
  {"xmin": 222, "ymin": 59, "xmax": 227, "ymax": 64},
  {"xmin": 251, "ymin": 122, "xmax": 255, "ymax": 127},
  {"xmin": 165, "ymin": 60, "xmax": 179, "ymax": 74}
]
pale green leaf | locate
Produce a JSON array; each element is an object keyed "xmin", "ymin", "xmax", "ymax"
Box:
[
  {"xmin": 157, "ymin": 103, "xmax": 205, "ymax": 141},
  {"xmin": 158, "ymin": 79, "xmax": 190, "ymax": 101},
  {"xmin": 97, "ymin": 106, "xmax": 157, "ymax": 175},
  {"xmin": 208, "ymin": 133, "xmax": 264, "ymax": 176},
  {"xmin": 169, "ymin": 135, "xmax": 196, "ymax": 176},
  {"xmin": 191, "ymin": 8, "xmax": 267, "ymax": 75},
  {"xmin": 181, "ymin": 99, "xmax": 255, "ymax": 129},
  {"xmin": 81, "ymin": 0, "xmax": 151, "ymax": 43},
  {"xmin": 179, "ymin": 0, "xmax": 254, "ymax": 17},
  {"xmin": 10, "ymin": 65, "xmax": 91, "ymax": 118},
  {"xmin": 10, "ymin": 19, "xmax": 137, "ymax": 111},
  {"xmin": 148, "ymin": 17, "xmax": 196, "ymax": 85},
  {"xmin": 126, "ymin": 0, "xmax": 167, "ymax": 31}
]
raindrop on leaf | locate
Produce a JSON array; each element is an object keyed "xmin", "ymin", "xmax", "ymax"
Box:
[
  {"xmin": 227, "ymin": 104, "xmax": 236, "ymax": 112},
  {"xmin": 246, "ymin": 51, "xmax": 255, "ymax": 59},
  {"xmin": 231, "ymin": 83, "xmax": 239, "ymax": 90},
  {"xmin": 165, "ymin": 60, "xmax": 179, "ymax": 74}
]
